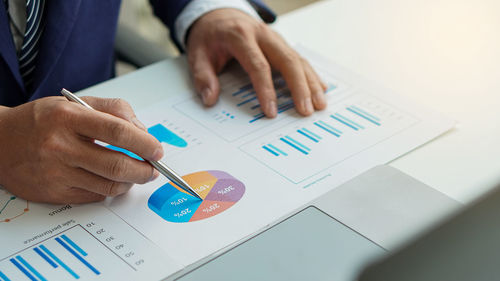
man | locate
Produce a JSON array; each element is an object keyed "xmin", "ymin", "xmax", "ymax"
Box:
[{"xmin": 0, "ymin": 0, "xmax": 327, "ymax": 204}]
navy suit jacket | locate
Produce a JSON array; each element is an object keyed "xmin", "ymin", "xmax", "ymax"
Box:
[{"xmin": 0, "ymin": 0, "xmax": 275, "ymax": 107}]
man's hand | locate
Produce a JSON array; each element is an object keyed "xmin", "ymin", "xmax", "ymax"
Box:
[
  {"xmin": 187, "ymin": 8, "xmax": 328, "ymax": 118},
  {"xmin": 0, "ymin": 97, "xmax": 163, "ymax": 204}
]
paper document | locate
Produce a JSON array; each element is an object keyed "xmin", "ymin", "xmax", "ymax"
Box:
[{"xmin": 0, "ymin": 48, "xmax": 454, "ymax": 280}]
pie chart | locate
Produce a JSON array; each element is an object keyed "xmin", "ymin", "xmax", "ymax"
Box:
[{"xmin": 147, "ymin": 171, "xmax": 245, "ymax": 223}]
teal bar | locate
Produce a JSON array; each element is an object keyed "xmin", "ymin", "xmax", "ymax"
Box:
[
  {"xmin": 302, "ymin": 128, "xmax": 322, "ymax": 139},
  {"xmin": 268, "ymin": 144, "xmax": 288, "ymax": 156},
  {"xmin": 285, "ymin": 136, "xmax": 311, "ymax": 151},
  {"xmin": 40, "ymin": 245, "xmax": 80, "ymax": 279},
  {"xmin": 347, "ymin": 107, "xmax": 381, "ymax": 126},
  {"xmin": 336, "ymin": 113, "xmax": 365, "ymax": 129},
  {"xmin": 318, "ymin": 121, "xmax": 343, "ymax": 134},
  {"xmin": 351, "ymin": 105, "xmax": 380, "ymax": 121},
  {"xmin": 297, "ymin": 130, "xmax": 319, "ymax": 143},
  {"xmin": 16, "ymin": 256, "xmax": 47, "ymax": 281},
  {"xmin": 263, "ymin": 145, "xmax": 279, "ymax": 156},
  {"xmin": 0, "ymin": 270, "xmax": 11, "ymax": 281},
  {"xmin": 62, "ymin": 235, "xmax": 88, "ymax": 256}
]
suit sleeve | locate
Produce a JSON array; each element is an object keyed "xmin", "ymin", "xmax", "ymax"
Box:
[{"xmin": 149, "ymin": 0, "xmax": 276, "ymax": 50}]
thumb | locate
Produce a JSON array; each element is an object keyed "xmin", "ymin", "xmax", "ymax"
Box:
[{"xmin": 188, "ymin": 47, "xmax": 220, "ymax": 106}]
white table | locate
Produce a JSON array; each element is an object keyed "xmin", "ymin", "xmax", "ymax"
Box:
[{"xmin": 82, "ymin": 0, "xmax": 500, "ymax": 203}]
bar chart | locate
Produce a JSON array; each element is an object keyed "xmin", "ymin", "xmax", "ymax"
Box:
[
  {"xmin": 240, "ymin": 94, "xmax": 419, "ymax": 183},
  {"xmin": 106, "ymin": 121, "xmax": 202, "ymax": 160},
  {"xmin": 174, "ymin": 68, "xmax": 344, "ymax": 142},
  {"xmin": 0, "ymin": 225, "xmax": 133, "ymax": 280}
]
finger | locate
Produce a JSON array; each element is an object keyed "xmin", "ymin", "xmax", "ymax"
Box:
[
  {"xmin": 73, "ymin": 110, "xmax": 163, "ymax": 161},
  {"xmin": 81, "ymin": 96, "xmax": 147, "ymax": 131},
  {"xmin": 74, "ymin": 141, "xmax": 159, "ymax": 184},
  {"xmin": 230, "ymin": 39, "xmax": 277, "ymax": 117},
  {"xmin": 302, "ymin": 59, "xmax": 327, "ymax": 110},
  {"xmin": 188, "ymin": 46, "xmax": 221, "ymax": 106},
  {"xmin": 258, "ymin": 32, "xmax": 314, "ymax": 116},
  {"xmin": 45, "ymin": 187, "xmax": 106, "ymax": 204},
  {"xmin": 69, "ymin": 167, "xmax": 134, "ymax": 197}
]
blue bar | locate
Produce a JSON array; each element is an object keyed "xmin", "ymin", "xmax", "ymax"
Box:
[
  {"xmin": 241, "ymin": 91, "xmax": 256, "ymax": 98},
  {"xmin": 61, "ymin": 235, "xmax": 87, "ymax": 257},
  {"xmin": 17, "ymin": 256, "xmax": 47, "ymax": 281},
  {"xmin": 277, "ymin": 100, "xmax": 294, "ymax": 110},
  {"xmin": 262, "ymin": 145, "xmax": 279, "ymax": 156},
  {"xmin": 319, "ymin": 121, "xmax": 343, "ymax": 134},
  {"xmin": 34, "ymin": 247, "xmax": 58, "ymax": 268},
  {"xmin": 268, "ymin": 144, "xmax": 288, "ymax": 156},
  {"xmin": 278, "ymin": 104, "xmax": 294, "ymax": 114},
  {"xmin": 302, "ymin": 128, "xmax": 322, "ymax": 139},
  {"xmin": 0, "ymin": 270, "xmax": 11, "ymax": 281},
  {"xmin": 10, "ymin": 258, "xmax": 37, "ymax": 281},
  {"xmin": 347, "ymin": 107, "xmax": 381, "ymax": 126},
  {"xmin": 285, "ymin": 136, "xmax": 311, "ymax": 151},
  {"xmin": 40, "ymin": 245, "xmax": 80, "ymax": 279},
  {"xmin": 236, "ymin": 96, "xmax": 257, "ymax": 107},
  {"xmin": 297, "ymin": 130, "xmax": 319, "ymax": 142},
  {"xmin": 314, "ymin": 122, "xmax": 340, "ymax": 137},
  {"xmin": 249, "ymin": 113, "xmax": 266, "ymax": 123},
  {"xmin": 56, "ymin": 238, "xmax": 100, "ymax": 275},
  {"xmin": 280, "ymin": 138, "xmax": 309, "ymax": 155},
  {"xmin": 335, "ymin": 113, "xmax": 365, "ymax": 129},
  {"xmin": 330, "ymin": 115, "xmax": 359, "ymax": 131},
  {"xmin": 351, "ymin": 105, "xmax": 380, "ymax": 121},
  {"xmin": 250, "ymin": 104, "xmax": 261, "ymax": 110},
  {"xmin": 232, "ymin": 83, "xmax": 253, "ymax": 96}
]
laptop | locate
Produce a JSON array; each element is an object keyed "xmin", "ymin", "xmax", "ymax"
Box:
[{"xmin": 169, "ymin": 165, "xmax": 477, "ymax": 281}]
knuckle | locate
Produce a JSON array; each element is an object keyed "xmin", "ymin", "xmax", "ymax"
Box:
[
  {"xmin": 107, "ymin": 121, "xmax": 129, "ymax": 143},
  {"xmin": 107, "ymin": 157, "xmax": 128, "ymax": 179},
  {"xmin": 250, "ymin": 58, "xmax": 271, "ymax": 73},
  {"xmin": 49, "ymin": 102, "xmax": 75, "ymax": 121},
  {"xmin": 110, "ymin": 98, "xmax": 131, "ymax": 112},
  {"xmin": 102, "ymin": 181, "xmax": 121, "ymax": 197}
]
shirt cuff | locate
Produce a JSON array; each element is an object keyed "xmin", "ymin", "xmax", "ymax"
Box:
[{"xmin": 175, "ymin": 0, "xmax": 262, "ymax": 50}]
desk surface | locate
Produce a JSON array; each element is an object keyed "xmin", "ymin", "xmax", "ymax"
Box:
[
  {"xmin": 82, "ymin": 0, "xmax": 500, "ymax": 203},
  {"xmin": 272, "ymin": 0, "xmax": 500, "ymax": 203}
]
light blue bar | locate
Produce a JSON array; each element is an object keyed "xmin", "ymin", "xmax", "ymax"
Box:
[
  {"xmin": 268, "ymin": 144, "xmax": 288, "ymax": 156},
  {"xmin": 0, "ymin": 270, "xmax": 11, "ymax": 281},
  {"xmin": 351, "ymin": 105, "xmax": 380, "ymax": 121},
  {"xmin": 249, "ymin": 114, "xmax": 265, "ymax": 123},
  {"xmin": 236, "ymin": 96, "xmax": 257, "ymax": 107},
  {"xmin": 336, "ymin": 113, "xmax": 365, "ymax": 129},
  {"xmin": 326, "ymin": 84, "xmax": 337, "ymax": 92},
  {"xmin": 302, "ymin": 128, "xmax": 322, "ymax": 139},
  {"xmin": 241, "ymin": 91, "xmax": 256, "ymax": 98},
  {"xmin": 330, "ymin": 115, "xmax": 358, "ymax": 131},
  {"xmin": 40, "ymin": 244, "xmax": 80, "ymax": 279},
  {"xmin": 297, "ymin": 130, "xmax": 319, "ymax": 143},
  {"xmin": 284, "ymin": 136, "xmax": 311, "ymax": 151},
  {"xmin": 347, "ymin": 107, "xmax": 381, "ymax": 126},
  {"xmin": 56, "ymin": 238, "xmax": 100, "ymax": 275},
  {"xmin": 313, "ymin": 122, "xmax": 340, "ymax": 137},
  {"xmin": 318, "ymin": 121, "xmax": 343, "ymax": 134},
  {"xmin": 10, "ymin": 258, "xmax": 36, "ymax": 281},
  {"xmin": 262, "ymin": 146, "xmax": 279, "ymax": 156},
  {"xmin": 17, "ymin": 256, "xmax": 47, "ymax": 281},
  {"xmin": 280, "ymin": 138, "xmax": 309, "ymax": 155},
  {"xmin": 34, "ymin": 247, "xmax": 58, "ymax": 268},
  {"xmin": 61, "ymin": 235, "xmax": 87, "ymax": 257}
]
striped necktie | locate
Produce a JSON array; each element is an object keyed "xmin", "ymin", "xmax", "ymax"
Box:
[{"xmin": 18, "ymin": 0, "xmax": 46, "ymax": 90}]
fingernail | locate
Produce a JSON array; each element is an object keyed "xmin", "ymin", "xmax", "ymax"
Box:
[
  {"xmin": 265, "ymin": 100, "xmax": 277, "ymax": 117},
  {"xmin": 301, "ymin": 99, "xmax": 314, "ymax": 114},
  {"xmin": 132, "ymin": 117, "xmax": 147, "ymax": 131},
  {"xmin": 150, "ymin": 170, "xmax": 160, "ymax": 182},
  {"xmin": 152, "ymin": 147, "xmax": 164, "ymax": 161},
  {"xmin": 201, "ymin": 88, "xmax": 211, "ymax": 105}
]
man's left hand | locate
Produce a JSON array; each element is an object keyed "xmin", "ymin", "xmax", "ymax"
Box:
[{"xmin": 186, "ymin": 8, "xmax": 327, "ymax": 118}]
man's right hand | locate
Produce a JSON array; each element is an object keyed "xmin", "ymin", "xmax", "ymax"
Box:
[{"xmin": 0, "ymin": 96, "xmax": 163, "ymax": 204}]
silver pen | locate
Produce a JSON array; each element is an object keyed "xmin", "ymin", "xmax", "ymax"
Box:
[{"xmin": 60, "ymin": 88, "xmax": 202, "ymax": 200}]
